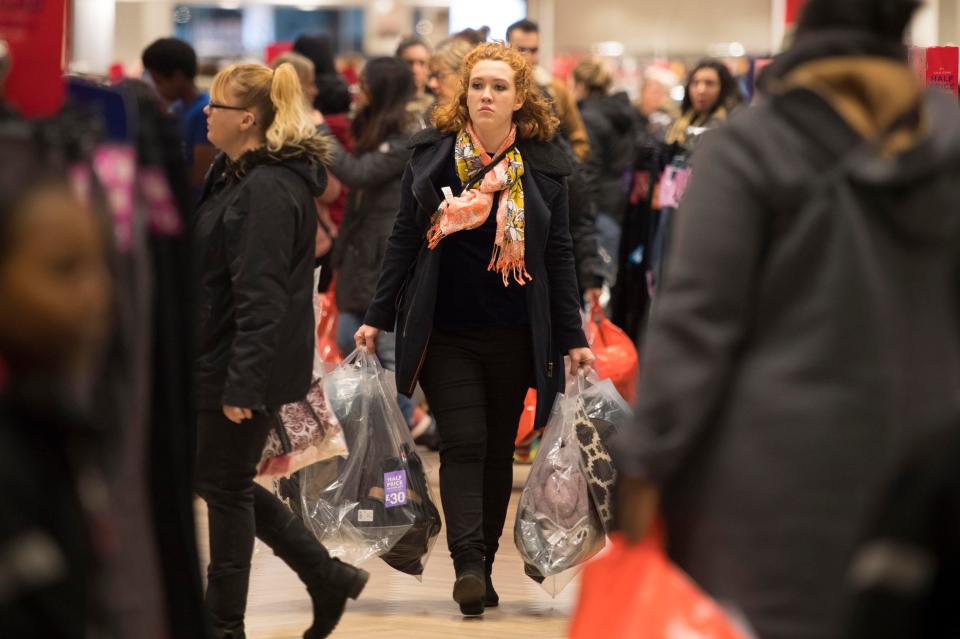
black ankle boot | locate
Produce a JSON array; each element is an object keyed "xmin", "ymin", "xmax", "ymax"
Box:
[
  {"xmin": 453, "ymin": 565, "xmax": 486, "ymax": 616},
  {"xmin": 254, "ymin": 494, "xmax": 368, "ymax": 638},
  {"xmin": 483, "ymin": 573, "xmax": 499, "ymax": 608},
  {"xmin": 304, "ymin": 558, "xmax": 369, "ymax": 639}
]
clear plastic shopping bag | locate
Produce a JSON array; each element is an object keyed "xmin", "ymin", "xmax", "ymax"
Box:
[
  {"xmin": 298, "ymin": 348, "xmax": 441, "ymax": 579},
  {"xmin": 514, "ymin": 391, "xmax": 606, "ymax": 595},
  {"xmin": 564, "ymin": 369, "xmax": 633, "ymax": 533},
  {"xmin": 515, "ymin": 369, "xmax": 635, "ymax": 595}
]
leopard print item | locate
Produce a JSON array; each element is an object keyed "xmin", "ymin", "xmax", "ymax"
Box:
[{"xmin": 572, "ymin": 398, "xmax": 617, "ymax": 533}]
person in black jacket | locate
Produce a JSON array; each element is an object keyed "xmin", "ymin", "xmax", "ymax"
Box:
[
  {"xmin": 193, "ymin": 62, "xmax": 367, "ymax": 639},
  {"xmin": 573, "ymin": 57, "xmax": 636, "ymax": 288},
  {"xmin": 320, "ymin": 57, "xmax": 422, "ymax": 427},
  {"xmin": 354, "ymin": 43, "xmax": 595, "ymax": 616}
]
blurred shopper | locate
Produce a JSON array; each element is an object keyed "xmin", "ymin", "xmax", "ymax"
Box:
[
  {"xmin": 269, "ymin": 51, "xmax": 338, "ymax": 290},
  {"xmin": 449, "ymin": 27, "xmax": 489, "ymax": 46},
  {"xmin": 573, "ymin": 57, "xmax": 636, "ymax": 287},
  {"xmin": 142, "ymin": 38, "xmax": 216, "ymax": 191},
  {"xmin": 354, "ymin": 43, "xmax": 594, "ymax": 616},
  {"xmin": 397, "ymin": 35, "xmax": 435, "ymax": 118},
  {"xmin": 318, "ymin": 57, "xmax": 425, "ymax": 433},
  {"xmin": 428, "ymin": 39, "xmax": 476, "ymax": 109},
  {"xmin": 665, "ymin": 59, "xmax": 741, "ymax": 154},
  {"xmin": 505, "ymin": 20, "xmax": 603, "ymax": 307},
  {"xmin": 294, "ymin": 34, "xmax": 353, "ymax": 228},
  {"xmin": 0, "ymin": 178, "xmax": 111, "ymax": 638},
  {"xmin": 506, "ymin": 19, "xmax": 590, "ymax": 162},
  {"xmin": 614, "ymin": 1, "xmax": 960, "ymax": 638},
  {"xmin": 636, "ymin": 68, "xmax": 678, "ymax": 142},
  {"xmin": 609, "ymin": 68, "xmax": 677, "ymax": 341},
  {"xmin": 645, "ymin": 59, "xmax": 742, "ymax": 300},
  {"xmin": 193, "ymin": 62, "xmax": 367, "ymax": 639}
]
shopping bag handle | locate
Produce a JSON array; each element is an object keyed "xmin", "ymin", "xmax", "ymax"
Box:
[{"xmin": 588, "ymin": 301, "xmax": 609, "ymax": 348}]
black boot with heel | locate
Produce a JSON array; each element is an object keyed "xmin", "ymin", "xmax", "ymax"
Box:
[{"xmin": 255, "ymin": 485, "xmax": 368, "ymax": 638}]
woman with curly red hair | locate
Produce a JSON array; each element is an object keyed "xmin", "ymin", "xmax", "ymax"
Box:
[{"xmin": 354, "ymin": 43, "xmax": 594, "ymax": 616}]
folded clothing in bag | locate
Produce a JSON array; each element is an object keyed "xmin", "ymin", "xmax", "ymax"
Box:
[
  {"xmin": 347, "ymin": 448, "xmax": 441, "ymax": 576},
  {"xmin": 515, "ymin": 395, "xmax": 605, "ymax": 580},
  {"xmin": 304, "ymin": 349, "xmax": 441, "ymax": 577},
  {"xmin": 259, "ymin": 378, "xmax": 348, "ymax": 479}
]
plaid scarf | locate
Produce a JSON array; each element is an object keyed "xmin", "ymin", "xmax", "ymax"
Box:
[{"xmin": 426, "ymin": 123, "xmax": 530, "ymax": 286}]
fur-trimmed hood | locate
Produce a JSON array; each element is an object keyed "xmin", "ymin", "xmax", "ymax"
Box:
[{"xmin": 220, "ymin": 135, "xmax": 331, "ymax": 195}]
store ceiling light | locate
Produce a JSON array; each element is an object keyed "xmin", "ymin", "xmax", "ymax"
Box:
[
  {"xmin": 708, "ymin": 41, "xmax": 747, "ymax": 58},
  {"xmin": 594, "ymin": 41, "xmax": 625, "ymax": 57}
]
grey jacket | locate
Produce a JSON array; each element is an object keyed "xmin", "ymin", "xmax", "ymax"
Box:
[
  {"xmin": 326, "ymin": 124, "xmax": 417, "ymax": 315},
  {"xmin": 616, "ymin": 34, "xmax": 960, "ymax": 639}
]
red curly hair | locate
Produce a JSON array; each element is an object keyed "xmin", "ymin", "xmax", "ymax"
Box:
[{"xmin": 433, "ymin": 42, "xmax": 559, "ymax": 142}]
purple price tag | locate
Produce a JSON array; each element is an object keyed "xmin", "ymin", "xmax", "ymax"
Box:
[{"xmin": 383, "ymin": 470, "xmax": 407, "ymax": 509}]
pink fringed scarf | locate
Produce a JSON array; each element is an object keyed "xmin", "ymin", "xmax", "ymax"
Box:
[{"xmin": 425, "ymin": 123, "xmax": 530, "ymax": 286}]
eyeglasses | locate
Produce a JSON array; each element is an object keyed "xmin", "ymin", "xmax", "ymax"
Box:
[
  {"xmin": 428, "ymin": 70, "xmax": 451, "ymax": 82},
  {"xmin": 207, "ymin": 101, "xmax": 250, "ymax": 113}
]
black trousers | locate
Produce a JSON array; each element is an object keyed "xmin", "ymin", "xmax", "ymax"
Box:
[
  {"xmin": 418, "ymin": 327, "xmax": 533, "ymax": 574},
  {"xmin": 195, "ymin": 410, "xmax": 332, "ymax": 634}
]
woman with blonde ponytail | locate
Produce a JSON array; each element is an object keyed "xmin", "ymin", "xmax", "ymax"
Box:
[{"xmin": 193, "ymin": 62, "xmax": 367, "ymax": 639}]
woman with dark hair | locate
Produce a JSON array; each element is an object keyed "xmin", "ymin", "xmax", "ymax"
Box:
[
  {"xmin": 318, "ymin": 57, "xmax": 424, "ymax": 430},
  {"xmin": 615, "ymin": 1, "xmax": 960, "ymax": 638},
  {"xmin": 646, "ymin": 59, "xmax": 742, "ymax": 299},
  {"xmin": 353, "ymin": 43, "xmax": 594, "ymax": 616},
  {"xmin": 666, "ymin": 59, "xmax": 741, "ymax": 153}
]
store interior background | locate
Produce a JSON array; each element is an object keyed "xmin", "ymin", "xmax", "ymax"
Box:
[{"xmin": 70, "ymin": 0, "xmax": 960, "ymax": 102}]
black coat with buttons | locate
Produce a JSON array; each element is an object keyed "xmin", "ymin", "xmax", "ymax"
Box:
[{"xmin": 363, "ymin": 128, "xmax": 588, "ymax": 429}]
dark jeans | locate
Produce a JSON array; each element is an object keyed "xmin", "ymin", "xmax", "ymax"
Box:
[
  {"xmin": 418, "ymin": 327, "xmax": 533, "ymax": 574},
  {"xmin": 195, "ymin": 410, "xmax": 332, "ymax": 634}
]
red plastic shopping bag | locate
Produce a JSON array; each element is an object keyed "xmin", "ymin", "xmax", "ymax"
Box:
[
  {"xmin": 585, "ymin": 304, "xmax": 639, "ymax": 405},
  {"xmin": 515, "ymin": 388, "xmax": 538, "ymax": 447},
  {"xmin": 569, "ymin": 533, "xmax": 748, "ymax": 639},
  {"xmin": 316, "ymin": 278, "xmax": 341, "ymax": 365}
]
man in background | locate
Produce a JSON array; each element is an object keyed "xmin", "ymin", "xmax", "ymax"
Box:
[
  {"xmin": 506, "ymin": 19, "xmax": 590, "ymax": 162},
  {"xmin": 142, "ymin": 38, "xmax": 215, "ymax": 193},
  {"xmin": 396, "ymin": 35, "xmax": 434, "ymax": 118}
]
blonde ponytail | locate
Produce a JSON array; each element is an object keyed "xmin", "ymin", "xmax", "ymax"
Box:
[
  {"xmin": 266, "ymin": 62, "xmax": 317, "ymax": 152},
  {"xmin": 210, "ymin": 62, "xmax": 318, "ymax": 152}
]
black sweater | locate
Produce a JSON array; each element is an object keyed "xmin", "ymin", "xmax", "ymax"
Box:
[{"xmin": 434, "ymin": 158, "xmax": 528, "ymax": 331}]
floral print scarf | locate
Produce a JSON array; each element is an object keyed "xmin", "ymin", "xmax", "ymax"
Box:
[{"xmin": 426, "ymin": 123, "xmax": 530, "ymax": 286}]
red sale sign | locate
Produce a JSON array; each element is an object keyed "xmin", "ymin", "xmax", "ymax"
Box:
[
  {"xmin": 925, "ymin": 46, "xmax": 959, "ymax": 97},
  {"xmin": 786, "ymin": 0, "xmax": 808, "ymax": 25},
  {"xmin": 0, "ymin": 0, "xmax": 67, "ymax": 117}
]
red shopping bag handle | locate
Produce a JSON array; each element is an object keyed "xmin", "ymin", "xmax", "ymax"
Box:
[{"xmin": 588, "ymin": 301, "xmax": 609, "ymax": 348}]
